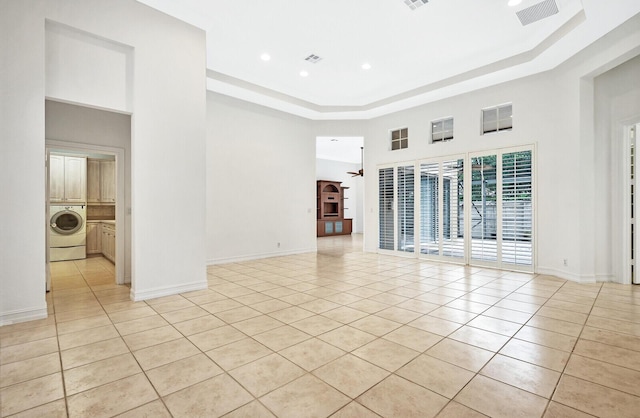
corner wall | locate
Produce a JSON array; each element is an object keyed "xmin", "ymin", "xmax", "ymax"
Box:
[
  {"xmin": 0, "ymin": 0, "xmax": 207, "ymax": 324},
  {"xmin": 206, "ymin": 92, "xmax": 317, "ymax": 264}
]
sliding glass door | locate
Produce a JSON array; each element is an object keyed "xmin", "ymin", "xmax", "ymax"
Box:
[
  {"xmin": 378, "ymin": 147, "xmax": 533, "ymax": 271},
  {"xmin": 419, "ymin": 158, "xmax": 465, "ymax": 261},
  {"xmin": 470, "ymin": 148, "xmax": 533, "ymax": 269}
]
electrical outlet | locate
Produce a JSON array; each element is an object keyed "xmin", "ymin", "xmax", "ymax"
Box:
[
  {"xmin": 277, "ymin": 242, "xmax": 281, "ymax": 248},
  {"xmin": 563, "ymin": 259, "xmax": 568, "ymax": 267}
]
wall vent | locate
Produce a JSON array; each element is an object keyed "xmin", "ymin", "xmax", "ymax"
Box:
[
  {"xmin": 304, "ymin": 54, "xmax": 322, "ymax": 64},
  {"xmin": 403, "ymin": 0, "xmax": 429, "ymax": 11},
  {"xmin": 516, "ymin": 0, "xmax": 559, "ymax": 26}
]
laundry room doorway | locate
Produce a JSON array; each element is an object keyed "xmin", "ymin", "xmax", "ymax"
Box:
[{"xmin": 45, "ymin": 99, "xmax": 130, "ymax": 293}]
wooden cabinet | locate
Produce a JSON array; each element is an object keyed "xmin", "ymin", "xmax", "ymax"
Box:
[
  {"xmin": 50, "ymin": 155, "xmax": 87, "ymax": 204},
  {"xmin": 317, "ymin": 180, "xmax": 352, "ymax": 236},
  {"xmin": 87, "ymin": 221, "xmax": 115, "ymax": 262},
  {"xmin": 100, "ymin": 161, "xmax": 116, "ymax": 203},
  {"xmin": 86, "ymin": 222, "xmax": 102, "ymax": 255},
  {"xmin": 87, "ymin": 159, "xmax": 116, "ymax": 204},
  {"xmin": 101, "ymin": 223, "xmax": 116, "ymax": 263},
  {"xmin": 317, "ymin": 219, "xmax": 353, "ymax": 237},
  {"xmin": 87, "ymin": 160, "xmax": 101, "ymax": 203}
]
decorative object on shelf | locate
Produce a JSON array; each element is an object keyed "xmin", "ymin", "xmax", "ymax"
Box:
[{"xmin": 317, "ymin": 180, "xmax": 353, "ymax": 237}]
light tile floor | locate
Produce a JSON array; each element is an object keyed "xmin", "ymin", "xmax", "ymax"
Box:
[{"xmin": 2, "ymin": 235, "xmax": 640, "ymax": 417}]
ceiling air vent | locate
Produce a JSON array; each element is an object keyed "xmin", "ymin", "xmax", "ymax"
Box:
[
  {"xmin": 516, "ymin": 0, "xmax": 559, "ymax": 26},
  {"xmin": 403, "ymin": 0, "xmax": 428, "ymax": 11},
  {"xmin": 304, "ymin": 54, "xmax": 322, "ymax": 64}
]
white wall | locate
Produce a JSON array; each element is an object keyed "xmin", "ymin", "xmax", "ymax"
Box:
[
  {"xmin": 45, "ymin": 100, "xmax": 132, "ymax": 281},
  {"xmin": 316, "ymin": 158, "xmax": 364, "ymax": 233},
  {"xmin": 46, "ymin": 21, "xmax": 132, "ymax": 112},
  {"xmin": 0, "ymin": 0, "xmax": 48, "ymax": 324},
  {"xmin": 0, "ymin": 0, "xmax": 207, "ymax": 324},
  {"xmin": 206, "ymin": 92, "xmax": 317, "ymax": 263}
]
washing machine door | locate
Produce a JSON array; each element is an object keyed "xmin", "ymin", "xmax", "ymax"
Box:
[{"xmin": 51, "ymin": 210, "xmax": 83, "ymax": 235}]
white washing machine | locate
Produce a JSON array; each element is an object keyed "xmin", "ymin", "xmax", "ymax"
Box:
[{"xmin": 49, "ymin": 205, "xmax": 87, "ymax": 261}]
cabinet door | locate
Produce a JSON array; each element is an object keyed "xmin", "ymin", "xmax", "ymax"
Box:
[
  {"xmin": 109, "ymin": 231, "xmax": 116, "ymax": 262},
  {"xmin": 100, "ymin": 160, "xmax": 116, "ymax": 203},
  {"xmin": 49, "ymin": 155, "xmax": 65, "ymax": 203},
  {"xmin": 87, "ymin": 159, "xmax": 101, "ymax": 203},
  {"xmin": 86, "ymin": 223, "xmax": 102, "ymax": 254},
  {"xmin": 101, "ymin": 230, "xmax": 109, "ymax": 259},
  {"xmin": 64, "ymin": 157, "xmax": 87, "ymax": 203},
  {"xmin": 325, "ymin": 222, "xmax": 334, "ymax": 234}
]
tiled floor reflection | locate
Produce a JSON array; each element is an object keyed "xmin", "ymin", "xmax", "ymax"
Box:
[{"xmin": 2, "ymin": 235, "xmax": 640, "ymax": 417}]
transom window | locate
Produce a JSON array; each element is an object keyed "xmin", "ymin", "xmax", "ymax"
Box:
[
  {"xmin": 482, "ymin": 104, "xmax": 513, "ymax": 135},
  {"xmin": 432, "ymin": 117, "xmax": 454, "ymax": 143},
  {"xmin": 391, "ymin": 128, "xmax": 408, "ymax": 150}
]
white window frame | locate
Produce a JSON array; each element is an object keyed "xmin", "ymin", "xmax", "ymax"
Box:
[
  {"xmin": 481, "ymin": 103, "xmax": 513, "ymax": 135},
  {"xmin": 391, "ymin": 127, "xmax": 409, "ymax": 151},
  {"xmin": 431, "ymin": 117, "xmax": 454, "ymax": 143}
]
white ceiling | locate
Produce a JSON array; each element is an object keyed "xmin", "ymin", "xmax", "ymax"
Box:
[{"xmin": 136, "ymin": 0, "xmax": 639, "ymax": 119}]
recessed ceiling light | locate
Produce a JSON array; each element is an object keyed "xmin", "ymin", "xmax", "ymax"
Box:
[
  {"xmin": 299, "ymin": 71, "xmax": 309, "ymax": 77},
  {"xmin": 508, "ymin": 0, "xmax": 522, "ymax": 6},
  {"xmin": 361, "ymin": 63, "xmax": 372, "ymax": 70},
  {"xmin": 260, "ymin": 53, "xmax": 271, "ymax": 61}
]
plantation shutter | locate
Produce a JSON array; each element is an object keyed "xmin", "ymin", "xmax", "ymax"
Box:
[
  {"xmin": 471, "ymin": 155, "xmax": 498, "ymax": 262},
  {"xmin": 442, "ymin": 159, "xmax": 465, "ymax": 258},
  {"xmin": 502, "ymin": 151, "xmax": 533, "ymax": 265},
  {"xmin": 397, "ymin": 165, "xmax": 415, "ymax": 252},
  {"xmin": 379, "ymin": 168, "xmax": 394, "ymax": 250},
  {"xmin": 420, "ymin": 163, "xmax": 439, "ymax": 255}
]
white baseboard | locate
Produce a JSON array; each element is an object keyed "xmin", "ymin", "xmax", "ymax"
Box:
[
  {"xmin": 536, "ymin": 266, "xmax": 599, "ymax": 283},
  {"xmin": 131, "ymin": 280, "xmax": 208, "ymax": 302},
  {"xmin": 0, "ymin": 306, "xmax": 48, "ymax": 327},
  {"xmin": 207, "ymin": 247, "xmax": 316, "ymax": 266}
]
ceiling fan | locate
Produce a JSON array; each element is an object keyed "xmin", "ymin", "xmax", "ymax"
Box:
[{"xmin": 348, "ymin": 147, "xmax": 364, "ymax": 177}]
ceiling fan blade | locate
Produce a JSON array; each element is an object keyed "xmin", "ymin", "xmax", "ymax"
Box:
[{"xmin": 346, "ymin": 147, "xmax": 365, "ymax": 177}]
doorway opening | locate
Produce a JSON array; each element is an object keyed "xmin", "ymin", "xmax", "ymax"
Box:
[
  {"xmin": 315, "ymin": 136, "xmax": 365, "ymax": 250},
  {"xmin": 44, "ymin": 99, "xmax": 130, "ymax": 295},
  {"xmin": 45, "ymin": 142, "xmax": 126, "ymax": 291}
]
